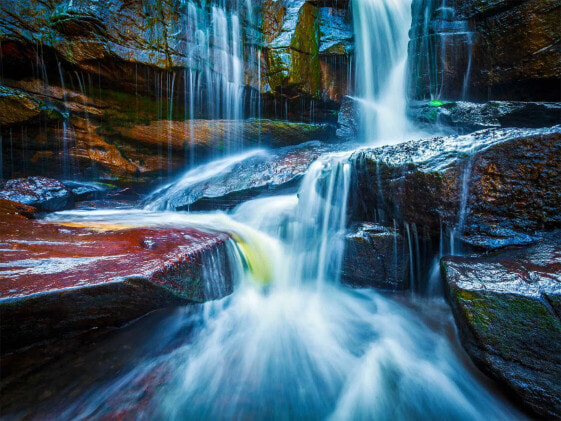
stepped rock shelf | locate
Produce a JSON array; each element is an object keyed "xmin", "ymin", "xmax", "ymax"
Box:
[{"xmin": 0, "ymin": 199, "xmax": 234, "ymax": 355}]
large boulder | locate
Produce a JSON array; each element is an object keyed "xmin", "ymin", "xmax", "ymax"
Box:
[
  {"xmin": 408, "ymin": 0, "xmax": 561, "ymax": 101},
  {"xmin": 441, "ymin": 232, "xmax": 561, "ymax": 418},
  {"xmin": 0, "ymin": 207, "xmax": 235, "ymax": 355},
  {"xmin": 351, "ymin": 125, "xmax": 561, "ymax": 250},
  {"xmin": 0, "ymin": 177, "xmax": 73, "ymax": 211}
]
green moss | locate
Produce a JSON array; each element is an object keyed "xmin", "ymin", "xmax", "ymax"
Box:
[
  {"xmin": 93, "ymin": 87, "xmax": 186, "ymax": 127},
  {"xmin": 288, "ymin": 3, "xmax": 321, "ymax": 98},
  {"xmin": 456, "ymin": 288, "xmax": 561, "ymax": 362}
]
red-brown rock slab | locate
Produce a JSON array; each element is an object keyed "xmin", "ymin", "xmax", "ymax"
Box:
[{"xmin": 0, "ymin": 200, "xmax": 233, "ymax": 354}]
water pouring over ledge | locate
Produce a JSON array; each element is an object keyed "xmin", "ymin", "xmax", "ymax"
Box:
[
  {"xmin": 0, "ymin": 0, "xmax": 523, "ymax": 418},
  {"xmin": 352, "ymin": 0, "xmax": 417, "ymax": 144},
  {"xmin": 39, "ymin": 152, "xmax": 521, "ymax": 419}
]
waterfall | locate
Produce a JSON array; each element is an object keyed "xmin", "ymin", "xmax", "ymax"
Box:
[
  {"xmin": 410, "ymin": 0, "xmax": 475, "ymax": 100},
  {"xmin": 352, "ymin": 0, "xmax": 414, "ymax": 143},
  {"xmin": 180, "ymin": 0, "xmax": 248, "ymax": 157},
  {"xmin": 42, "ymin": 150, "xmax": 519, "ymax": 419}
]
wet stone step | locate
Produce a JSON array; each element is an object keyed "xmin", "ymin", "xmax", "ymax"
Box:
[{"xmin": 0, "ymin": 199, "xmax": 234, "ymax": 355}]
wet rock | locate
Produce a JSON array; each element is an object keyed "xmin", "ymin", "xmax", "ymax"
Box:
[
  {"xmin": 0, "ymin": 177, "xmax": 73, "ymax": 212},
  {"xmin": 263, "ymin": 0, "xmax": 352, "ymax": 102},
  {"xmin": 336, "ymin": 96, "xmax": 360, "ymax": 139},
  {"xmin": 342, "ymin": 223, "xmax": 410, "ymax": 290},
  {"xmin": 0, "ymin": 198, "xmax": 38, "ymax": 220},
  {"xmin": 441, "ymin": 232, "xmax": 561, "ymax": 418},
  {"xmin": 409, "ymin": 100, "xmax": 561, "ymax": 133},
  {"xmin": 351, "ymin": 125, "xmax": 561, "ymax": 250},
  {"xmin": 114, "ymin": 119, "xmax": 336, "ymax": 151},
  {"xmin": 0, "ymin": 213, "xmax": 234, "ymax": 354},
  {"xmin": 146, "ymin": 141, "xmax": 348, "ymax": 211},
  {"xmin": 265, "ymin": 0, "xmax": 322, "ymax": 97},
  {"xmin": 63, "ymin": 180, "xmax": 115, "ymax": 201},
  {"xmin": 409, "ymin": 0, "xmax": 561, "ymax": 101},
  {"xmin": 0, "ymin": 86, "xmax": 62, "ymax": 126}
]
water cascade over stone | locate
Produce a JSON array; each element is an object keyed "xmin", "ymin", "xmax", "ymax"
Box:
[
  {"xmin": 408, "ymin": 0, "xmax": 475, "ymax": 100},
  {"xmin": 352, "ymin": 0, "xmax": 414, "ymax": 143},
  {"xmin": 180, "ymin": 0, "xmax": 252, "ymax": 157},
  {"xmin": 32, "ymin": 152, "xmax": 520, "ymax": 419}
]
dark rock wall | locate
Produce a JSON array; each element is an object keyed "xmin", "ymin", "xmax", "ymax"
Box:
[{"xmin": 408, "ymin": 0, "xmax": 561, "ymax": 101}]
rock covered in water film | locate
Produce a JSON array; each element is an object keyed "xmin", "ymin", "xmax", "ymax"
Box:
[
  {"xmin": 409, "ymin": 100, "xmax": 561, "ymax": 133},
  {"xmin": 351, "ymin": 125, "xmax": 561, "ymax": 250},
  {"xmin": 0, "ymin": 205, "xmax": 235, "ymax": 355},
  {"xmin": 342, "ymin": 223, "xmax": 410, "ymax": 290},
  {"xmin": 441, "ymin": 231, "xmax": 561, "ymax": 418},
  {"xmin": 0, "ymin": 176, "xmax": 73, "ymax": 212}
]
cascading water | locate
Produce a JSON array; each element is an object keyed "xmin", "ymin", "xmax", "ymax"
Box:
[
  {"xmin": 409, "ymin": 0, "xmax": 475, "ymax": 100},
  {"xmin": 172, "ymin": 0, "xmax": 253, "ymax": 166},
  {"xmin": 34, "ymin": 152, "xmax": 520, "ymax": 419},
  {"xmin": 352, "ymin": 0, "xmax": 414, "ymax": 143},
  {"xmin": 1, "ymin": 1, "xmax": 527, "ymax": 419}
]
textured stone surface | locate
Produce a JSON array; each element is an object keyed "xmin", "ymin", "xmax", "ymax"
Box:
[
  {"xmin": 263, "ymin": 0, "xmax": 352, "ymax": 102},
  {"xmin": 409, "ymin": 100, "xmax": 561, "ymax": 133},
  {"xmin": 146, "ymin": 140, "xmax": 348, "ymax": 211},
  {"xmin": 0, "ymin": 177, "xmax": 73, "ymax": 211},
  {"xmin": 351, "ymin": 126, "xmax": 561, "ymax": 250},
  {"xmin": 342, "ymin": 223, "xmax": 410, "ymax": 290},
  {"xmin": 0, "ymin": 205, "xmax": 234, "ymax": 354},
  {"xmin": 441, "ymin": 232, "xmax": 561, "ymax": 418},
  {"xmin": 409, "ymin": 0, "xmax": 561, "ymax": 101}
]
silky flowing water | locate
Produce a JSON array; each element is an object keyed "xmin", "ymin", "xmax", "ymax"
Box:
[
  {"xmin": 1, "ymin": 0, "xmax": 525, "ymax": 418},
  {"xmin": 18, "ymin": 150, "xmax": 520, "ymax": 420}
]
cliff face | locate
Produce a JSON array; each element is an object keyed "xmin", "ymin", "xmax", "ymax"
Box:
[
  {"xmin": 1, "ymin": 0, "xmax": 559, "ymax": 181},
  {"xmin": 0, "ymin": 0, "xmax": 354, "ymax": 180},
  {"xmin": 408, "ymin": 0, "xmax": 561, "ymax": 101}
]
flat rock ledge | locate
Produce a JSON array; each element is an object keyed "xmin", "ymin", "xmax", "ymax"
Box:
[
  {"xmin": 0, "ymin": 199, "xmax": 234, "ymax": 355},
  {"xmin": 441, "ymin": 232, "xmax": 561, "ymax": 418}
]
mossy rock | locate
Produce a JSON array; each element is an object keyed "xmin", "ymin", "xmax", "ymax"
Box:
[{"xmin": 442, "ymin": 236, "xmax": 561, "ymax": 418}]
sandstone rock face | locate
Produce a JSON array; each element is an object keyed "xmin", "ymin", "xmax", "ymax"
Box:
[
  {"xmin": 262, "ymin": 0, "xmax": 352, "ymax": 103},
  {"xmin": 351, "ymin": 126, "xmax": 561, "ymax": 250},
  {"xmin": 342, "ymin": 223, "xmax": 410, "ymax": 290},
  {"xmin": 441, "ymin": 232, "xmax": 561, "ymax": 418},
  {"xmin": 409, "ymin": 0, "xmax": 561, "ymax": 101},
  {"xmin": 0, "ymin": 204, "xmax": 235, "ymax": 354},
  {"xmin": 0, "ymin": 177, "xmax": 73, "ymax": 211},
  {"xmin": 0, "ymin": 0, "xmax": 349, "ymax": 182}
]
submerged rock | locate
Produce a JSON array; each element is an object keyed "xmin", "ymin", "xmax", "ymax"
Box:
[
  {"xmin": 352, "ymin": 125, "xmax": 561, "ymax": 250},
  {"xmin": 0, "ymin": 209, "xmax": 234, "ymax": 354},
  {"xmin": 441, "ymin": 232, "xmax": 561, "ymax": 418},
  {"xmin": 0, "ymin": 177, "xmax": 73, "ymax": 212},
  {"xmin": 342, "ymin": 223, "xmax": 410, "ymax": 290}
]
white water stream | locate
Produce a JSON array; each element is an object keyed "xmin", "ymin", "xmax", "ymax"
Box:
[
  {"xmin": 352, "ymin": 0, "xmax": 416, "ymax": 143},
  {"xmin": 42, "ymin": 151, "xmax": 519, "ymax": 419}
]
